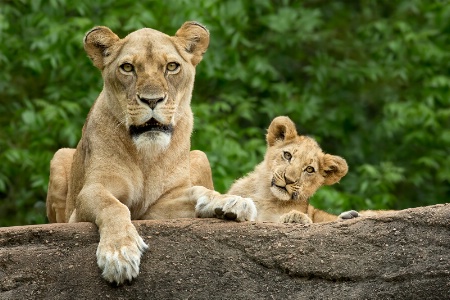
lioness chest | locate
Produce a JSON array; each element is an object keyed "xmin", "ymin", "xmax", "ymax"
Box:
[
  {"xmin": 80, "ymin": 136, "xmax": 189, "ymax": 220},
  {"xmin": 113, "ymin": 156, "xmax": 190, "ymax": 219}
]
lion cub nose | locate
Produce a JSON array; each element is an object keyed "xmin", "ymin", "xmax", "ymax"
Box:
[
  {"xmin": 137, "ymin": 95, "xmax": 165, "ymax": 110},
  {"xmin": 284, "ymin": 174, "xmax": 295, "ymax": 185}
]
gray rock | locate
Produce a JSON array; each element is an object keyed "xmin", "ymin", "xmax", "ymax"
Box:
[{"xmin": 0, "ymin": 204, "xmax": 449, "ymax": 299}]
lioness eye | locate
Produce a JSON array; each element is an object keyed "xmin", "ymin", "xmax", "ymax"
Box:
[
  {"xmin": 283, "ymin": 151, "xmax": 292, "ymax": 161},
  {"xmin": 121, "ymin": 63, "xmax": 134, "ymax": 72},
  {"xmin": 305, "ymin": 166, "xmax": 315, "ymax": 173},
  {"xmin": 167, "ymin": 62, "xmax": 179, "ymax": 71}
]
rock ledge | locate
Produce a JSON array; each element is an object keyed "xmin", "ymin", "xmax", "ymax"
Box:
[{"xmin": 1, "ymin": 204, "xmax": 449, "ymax": 299}]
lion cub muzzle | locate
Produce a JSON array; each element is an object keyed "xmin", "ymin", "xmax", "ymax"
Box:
[{"xmin": 270, "ymin": 176, "xmax": 294, "ymax": 201}]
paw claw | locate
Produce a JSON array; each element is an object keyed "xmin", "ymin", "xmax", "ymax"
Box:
[
  {"xmin": 214, "ymin": 207, "xmax": 224, "ymax": 217},
  {"xmin": 224, "ymin": 212, "xmax": 237, "ymax": 220}
]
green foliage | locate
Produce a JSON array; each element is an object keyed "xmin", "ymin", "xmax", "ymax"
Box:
[{"xmin": 0, "ymin": 0, "xmax": 448, "ymax": 226}]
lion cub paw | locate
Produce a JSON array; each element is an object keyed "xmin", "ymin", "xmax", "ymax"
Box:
[
  {"xmin": 196, "ymin": 195, "xmax": 257, "ymax": 222},
  {"xmin": 338, "ymin": 210, "xmax": 360, "ymax": 220},
  {"xmin": 96, "ymin": 224, "xmax": 148, "ymax": 285},
  {"xmin": 281, "ymin": 210, "xmax": 313, "ymax": 224}
]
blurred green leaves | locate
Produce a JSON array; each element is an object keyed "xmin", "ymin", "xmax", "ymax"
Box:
[{"xmin": 0, "ymin": 0, "xmax": 449, "ymax": 226}]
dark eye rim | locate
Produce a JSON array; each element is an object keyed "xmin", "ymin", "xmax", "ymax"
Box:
[
  {"xmin": 167, "ymin": 62, "xmax": 180, "ymax": 71},
  {"xmin": 305, "ymin": 166, "xmax": 315, "ymax": 173},
  {"xmin": 120, "ymin": 63, "xmax": 134, "ymax": 72},
  {"xmin": 283, "ymin": 151, "xmax": 292, "ymax": 161}
]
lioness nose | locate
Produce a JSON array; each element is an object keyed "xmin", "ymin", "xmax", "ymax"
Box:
[{"xmin": 138, "ymin": 95, "xmax": 164, "ymax": 110}]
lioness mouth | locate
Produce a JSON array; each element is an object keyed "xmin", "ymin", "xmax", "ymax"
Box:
[{"xmin": 129, "ymin": 118, "xmax": 173, "ymax": 136}]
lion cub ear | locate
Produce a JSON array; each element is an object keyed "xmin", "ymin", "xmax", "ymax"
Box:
[
  {"xmin": 84, "ymin": 26, "xmax": 120, "ymax": 70},
  {"xmin": 320, "ymin": 154, "xmax": 348, "ymax": 185},
  {"xmin": 266, "ymin": 116, "xmax": 298, "ymax": 146},
  {"xmin": 175, "ymin": 21, "xmax": 210, "ymax": 66}
]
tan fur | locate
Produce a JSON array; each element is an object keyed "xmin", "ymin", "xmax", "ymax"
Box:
[
  {"xmin": 46, "ymin": 148, "xmax": 76, "ymax": 223},
  {"xmin": 228, "ymin": 116, "xmax": 355, "ymax": 224},
  {"xmin": 46, "ymin": 22, "xmax": 256, "ymax": 285}
]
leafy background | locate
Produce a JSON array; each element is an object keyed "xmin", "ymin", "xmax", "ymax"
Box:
[{"xmin": 0, "ymin": 0, "xmax": 449, "ymax": 226}]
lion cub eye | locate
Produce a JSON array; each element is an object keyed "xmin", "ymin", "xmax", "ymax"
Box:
[
  {"xmin": 167, "ymin": 62, "xmax": 180, "ymax": 72},
  {"xmin": 120, "ymin": 63, "xmax": 134, "ymax": 72},
  {"xmin": 283, "ymin": 151, "xmax": 292, "ymax": 161},
  {"xmin": 305, "ymin": 166, "xmax": 315, "ymax": 173}
]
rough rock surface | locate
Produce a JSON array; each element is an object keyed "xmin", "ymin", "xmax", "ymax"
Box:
[{"xmin": 0, "ymin": 204, "xmax": 449, "ymax": 300}]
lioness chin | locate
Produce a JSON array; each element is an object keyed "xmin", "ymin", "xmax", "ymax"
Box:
[
  {"xmin": 228, "ymin": 116, "xmax": 360, "ymax": 224},
  {"xmin": 46, "ymin": 22, "xmax": 256, "ymax": 285}
]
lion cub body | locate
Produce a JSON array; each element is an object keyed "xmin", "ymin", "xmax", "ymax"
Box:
[{"xmin": 229, "ymin": 116, "xmax": 352, "ymax": 224}]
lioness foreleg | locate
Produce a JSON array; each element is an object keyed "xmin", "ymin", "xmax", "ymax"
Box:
[
  {"xmin": 189, "ymin": 150, "xmax": 214, "ymax": 190},
  {"xmin": 191, "ymin": 186, "xmax": 257, "ymax": 222},
  {"xmin": 74, "ymin": 184, "xmax": 148, "ymax": 284}
]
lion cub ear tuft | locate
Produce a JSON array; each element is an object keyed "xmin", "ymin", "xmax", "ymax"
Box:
[
  {"xmin": 84, "ymin": 26, "xmax": 120, "ymax": 70},
  {"xmin": 175, "ymin": 21, "xmax": 210, "ymax": 66},
  {"xmin": 266, "ymin": 116, "xmax": 298, "ymax": 146},
  {"xmin": 321, "ymin": 154, "xmax": 349, "ymax": 185}
]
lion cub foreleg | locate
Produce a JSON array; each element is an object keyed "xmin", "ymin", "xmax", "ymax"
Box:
[
  {"xmin": 307, "ymin": 205, "xmax": 360, "ymax": 223},
  {"xmin": 281, "ymin": 210, "xmax": 313, "ymax": 224},
  {"xmin": 75, "ymin": 184, "xmax": 148, "ymax": 284},
  {"xmin": 191, "ymin": 186, "xmax": 257, "ymax": 222}
]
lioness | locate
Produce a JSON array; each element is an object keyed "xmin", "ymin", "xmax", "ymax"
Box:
[
  {"xmin": 46, "ymin": 22, "xmax": 256, "ymax": 284},
  {"xmin": 228, "ymin": 116, "xmax": 359, "ymax": 224}
]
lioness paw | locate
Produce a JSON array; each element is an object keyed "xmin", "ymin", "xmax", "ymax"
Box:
[
  {"xmin": 196, "ymin": 195, "xmax": 257, "ymax": 222},
  {"xmin": 281, "ymin": 211, "xmax": 313, "ymax": 224},
  {"xmin": 96, "ymin": 226, "xmax": 148, "ymax": 285},
  {"xmin": 338, "ymin": 210, "xmax": 359, "ymax": 220}
]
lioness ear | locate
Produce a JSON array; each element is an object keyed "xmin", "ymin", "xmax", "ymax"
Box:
[
  {"xmin": 175, "ymin": 21, "xmax": 210, "ymax": 66},
  {"xmin": 320, "ymin": 154, "xmax": 348, "ymax": 185},
  {"xmin": 266, "ymin": 116, "xmax": 298, "ymax": 146},
  {"xmin": 84, "ymin": 26, "xmax": 120, "ymax": 70}
]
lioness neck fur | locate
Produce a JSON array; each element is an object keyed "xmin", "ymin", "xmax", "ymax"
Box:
[
  {"xmin": 46, "ymin": 22, "xmax": 256, "ymax": 285},
  {"xmin": 228, "ymin": 116, "xmax": 358, "ymax": 224}
]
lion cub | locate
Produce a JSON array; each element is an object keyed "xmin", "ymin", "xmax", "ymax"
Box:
[{"xmin": 228, "ymin": 116, "xmax": 359, "ymax": 224}]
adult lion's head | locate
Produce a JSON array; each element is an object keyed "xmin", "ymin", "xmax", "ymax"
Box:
[
  {"xmin": 83, "ymin": 22, "xmax": 209, "ymax": 152},
  {"xmin": 265, "ymin": 116, "xmax": 348, "ymax": 202}
]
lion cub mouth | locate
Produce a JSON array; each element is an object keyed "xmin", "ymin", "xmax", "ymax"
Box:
[
  {"xmin": 129, "ymin": 118, "xmax": 173, "ymax": 137},
  {"xmin": 271, "ymin": 178, "xmax": 292, "ymax": 201}
]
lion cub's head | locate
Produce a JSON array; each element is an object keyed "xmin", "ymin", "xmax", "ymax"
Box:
[
  {"xmin": 264, "ymin": 116, "xmax": 348, "ymax": 202},
  {"xmin": 83, "ymin": 22, "xmax": 209, "ymax": 152}
]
